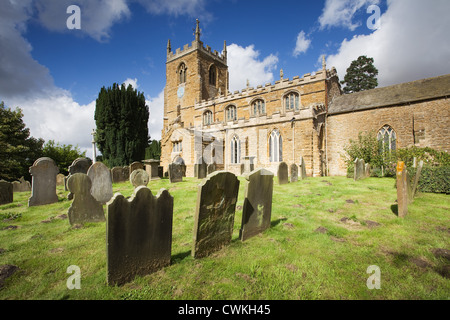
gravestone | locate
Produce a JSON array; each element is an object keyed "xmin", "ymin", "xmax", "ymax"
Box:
[
  {"xmin": 111, "ymin": 166, "xmax": 129, "ymax": 183},
  {"xmin": 12, "ymin": 177, "xmax": 31, "ymax": 193},
  {"xmin": 299, "ymin": 156, "xmax": 307, "ymax": 179},
  {"xmin": 354, "ymin": 158, "xmax": 365, "ymax": 181},
  {"xmin": 130, "ymin": 169, "xmax": 149, "ymax": 188},
  {"xmin": 129, "ymin": 161, "xmax": 144, "ymax": 175},
  {"xmin": 67, "ymin": 158, "xmax": 92, "ymax": 199},
  {"xmin": 87, "ymin": 162, "xmax": 113, "ymax": 204},
  {"xmin": 239, "ymin": 169, "xmax": 274, "ymax": 241},
  {"xmin": 290, "ymin": 164, "xmax": 298, "ymax": 183},
  {"xmin": 107, "ymin": 186, "xmax": 173, "ymax": 286},
  {"xmin": 242, "ymin": 156, "xmax": 255, "ymax": 175},
  {"xmin": 412, "ymin": 160, "xmax": 424, "ymax": 198},
  {"xmin": 277, "ymin": 162, "xmax": 289, "ymax": 185},
  {"xmin": 158, "ymin": 166, "xmax": 164, "ymax": 178},
  {"xmin": 365, "ymin": 163, "xmax": 371, "ymax": 178},
  {"xmin": 168, "ymin": 163, "xmax": 183, "ymax": 183},
  {"xmin": 174, "ymin": 157, "xmax": 186, "ymax": 177},
  {"xmin": 194, "ymin": 157, "xmax": 207, "ymax": 179},
  {"xmin": 67, "ymin": 173, "xmax": 105, "ymax": 226},
  {"xmin": 207, "ymin": 162, "xmax": 216, "ymax": 175},
  {"xmin": 56, "ymin": 174, "xmax": 65, "ymax": 186},
  {"xmin": 396, "ymin": 161, "xmax": 410, "ymax": 218},
  {"xmin": 0, "ymin": 180, "xmax": 13, "ymax": 205},
  {"xmin": 143, "ymin": 160, "xmax": 161, "ymax": 180},
  {"xmin": 28, "ymin": 157, "xmax": 59, "ymax": 207},
  {"xmin": 192, "ymin": 171, "xmax": 240, "ymax": 259}
]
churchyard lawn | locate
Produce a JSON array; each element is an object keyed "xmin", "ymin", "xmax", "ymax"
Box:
[{"xmin": 0, "ymin": 176, "xmax": 448, "ymax": 300}]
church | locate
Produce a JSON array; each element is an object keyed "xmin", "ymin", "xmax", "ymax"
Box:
[{"xmin": 160, "ymin": 20, "xmax": 450, "ymax": 177}]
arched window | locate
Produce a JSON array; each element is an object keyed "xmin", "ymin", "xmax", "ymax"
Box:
[
  {"xmin": 172, "ymin": 141, "xmax": 182, "ymax": 153},
  {"xmin": 252, "ymin": 99, "xmax": 266, "ymax": 116},
  {"xmin": 230, "ymin": 135, "xmax": 241, "ymax": 164},
  {"xmin": 269, "ymin": 129, "xmax": 282, "ymax": 162},
  {"xmin": 209, "ymin": 65, "xmax": 216, "ymax": 86},
  {"xmin": 284, "ymin": 92, "xmax": 300, "ymax": 111},
  {"xmin": 377, "ymin": 125, "xmax": 397, "ymax": 153},
  {"xmin": 225, "ymin": 105, "xmax": 237, "ymax": 121},
  {"xmin": 178, "ymin": 63, "xmax": 187, "ymax": 84},
  {"xmin": 203, "ymin": 110, "xmax": 213, "ymax": 126}
]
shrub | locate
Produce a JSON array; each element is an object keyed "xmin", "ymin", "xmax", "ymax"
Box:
[{"xmin": 408, "ymin": 166, "xmax": 450, "ymax": 194}]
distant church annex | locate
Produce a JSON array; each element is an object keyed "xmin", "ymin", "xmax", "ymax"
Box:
[{"xmin": 160, "ymin": 20, "xmax": 450, "ymax": 177}]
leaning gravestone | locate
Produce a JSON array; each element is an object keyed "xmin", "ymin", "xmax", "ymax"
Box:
[
  {"xmin": 192, "ymin": 171, "xmax": 240, "ymax": 259},
  {"xmin": 0, "ymin": 180, "xmax": 13, "ymax": 205},
  {"xmin": 290, "ymin": 164, "xmax": 298, "ymax": 183},
  {"xmin": 239, "ymin": 169, "xmax": 274, "ymax": 241},
  {"xmin": 67, "ymin": 158, "xmax": 92, "ymax": 198},
  {"xmin": 168, "ymin": 163, "xmax": 183, "ymax": 183},
  {"xmin": 107, "ymin": 186, "xmax": 173, "ymax": 286},
  {"xmin": 67, "ymin": 173, "xmax": 105, "ymax": 226},
  {"xmin": 277, "ymin": 162, "xmax": 289, "ymax": 185},
  {"xmin": 299, "ymin": 156, "xmax": 307, "ymax": 179},
  {"xmin": 354, "ymin": 158, "xmax": 365, "ymax": 181},
  {"xmin": 28, "ymin": 157, "xmax": 59, "ymax": 207},
  {"xmin": 130, "ymin": 169, "xmax": 149, "ymax": 188},
  {"xmin": 12, "ymin": 177, "xmax": 31, "ymax": 193},
  {"xmin": 87, "ymin": 162, "xmax": 113, "ymax": 204}
]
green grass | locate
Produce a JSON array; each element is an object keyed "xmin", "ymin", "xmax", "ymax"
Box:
[{"xmin": 0, "ymin": 176, "xmax": 448, "ymax": 300}]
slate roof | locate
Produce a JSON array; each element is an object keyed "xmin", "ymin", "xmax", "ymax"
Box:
[{"xmin": 328, "ymin": 73, "xmax": 450, "ymax": 115}]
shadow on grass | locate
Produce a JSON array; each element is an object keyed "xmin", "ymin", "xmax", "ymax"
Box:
[
  {"xmin": 171, "ymin": 250, "xmax": 191, "ymax": 264},
  {"xmin": 391, "ymin": 204, "xmax": 398, "ymax": 216},
  {"xmin": 271, "ymin": 217, "xmax": 288, "ymax": 228}
]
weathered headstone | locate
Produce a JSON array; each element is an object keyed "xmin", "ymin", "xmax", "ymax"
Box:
[
  {"xmin": 56, "ymin": 174, "xmax": 65, "ymax": 186},
  {"xmin": 111, "ymin": 166, "xmax": 129, "ymax": 183},
  {"xmin": 174, "ymin": 157, "xmax": 186, "ymax": 177},
  {"xmin": 194, "ymin": 157, "xmax": 207, "ymax": 179},
  {"xmin": 207, "ymin": 162, "xmax": 216, "ymax": 175},
  {"xmin": 0, "ymin": 180, "xmax": 13, "ymax": 205},
  {"xmin": 239, "ymin": 169, "xmax": 274, "ymax": 241},
  {"xmin": 354, "ymin": 158, "xmax": 365, "ymax": 181},
  {"xmin": 365, "ymin": 163, "xmax": 371, "ymax": 178},
  {"xmin": 107, "ymin": 186, "xmax": 173, "ymax": 286},
  {"xmin": 168, "ymin": 163, "xmax": 183, "ymax": 183},
  {"xmin": 67, "ymin": 158, "xmax": 92, "ymax": 199},
  {"xmin": 277, "ymin": 162, "xmax": 289, "ymax": 185},
  {"xmin": 28, "ymin": 157, "xmax": 59, "ymax": 207},
  {"xmin": 192, "ymin": 171, "xmax": 240, "ymax": 258},
  {"xmin": 67, "ymin": 173, "xmax": 105, "ymax": 226},
  {"xmin": 396, "ymin": 161, "xmax": 410, "ymax": 218},
  {"xmin": 130, "ymin": 169, "xmax": 149, "ymax": 188},
  {"xmin": 242, "ymin": 156, "xmax": 255, "ymax": 175},
  {"xmin": 143, "ymin": 160, "xmax": 161, "ymax": 180},
  {"xmin": 290, "ymin": 164, "xmax": 298, "ymax": 183},
  {"xmin": 129, "ymin": 161, "xmax": 144, "ymax": 175},
  {"xmin": 299, "ymin": 156, "xmax": 307, "ymax": 179},
  {"xmin": 87, "ymin": 162, "xmax": 113, "ymax": 204},
  {"xmin": 412, "ymin": 160, "xmax": 424, "ymax": 198},
  {"xmin": 12, "ymin": 177, "xmax": 31, "ymax": 193}
]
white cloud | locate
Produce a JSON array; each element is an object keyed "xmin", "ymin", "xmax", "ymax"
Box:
[
  {"xmin": 135, "ymin": 0, "xmax": 212, "ymax": 22},
  {"xmin": 319, "ymin": 0, "xmax": 380, "ymax": 31},
  {"xmin": 146, "ymin": 90, "xmax": 164, "ymax": 141},
  {"xmin": 293, "ymin": 31, "xmax": 311, "ymax": 57},
  {"xmin": 326, "ymin": 0, "xmax": 450, "ymax": 87},
  {"xmin": 123, "ymin": 78, "xmax": 139, "ymax": 90},
  {"xmin": 226, "ymin": 44, "xmax": 278, "ymax": 92}
]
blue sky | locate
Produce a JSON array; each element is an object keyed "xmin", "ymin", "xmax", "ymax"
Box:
[{"xmin": 1, "ymin": 0, "xmax": 449, "ymax": 157}]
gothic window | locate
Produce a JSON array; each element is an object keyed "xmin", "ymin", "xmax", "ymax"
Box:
[
  {"xmin": 252, "ymin": 99, "xmax": 266, "ymax": 116},
  {"xmin": 173, "ymin": 141, "xmax": 182, "ymax": 153},
  {"xmin": 178, "ymin": 63, "xmax": 187, "ymax": 84},
  {"xmin": 269, "ymin": 129, "xmax": 282, "ymax": 162},
  {"xmin": 203, "ymin": 110, "xmax": 213, "ymax": 126},
  {"xmin": 209, "ymin": 65, "xmax": 216, "ymax": 86},
  {"xmin": 377, "ymin": 125, "xmax": 397, "ymax": 153},
  {"xmin": 230, "ymin": 135, "xmax": 241, "ymax": 164},
  {"xmin": 225, "ymin": 105, "xmax": 237, "ymax": 121},
  {"xmin": 284, "ymin": 92, "xmax": 300, "ymax": 111}
]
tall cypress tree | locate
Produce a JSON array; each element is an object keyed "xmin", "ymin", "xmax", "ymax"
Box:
[
  {"xmin": 340, "ymin": 55, "xmax": 378, "ymax": 94},
  {"xmin": 94, "ymin": 84, "xmax": 150, "ymax": 167}
]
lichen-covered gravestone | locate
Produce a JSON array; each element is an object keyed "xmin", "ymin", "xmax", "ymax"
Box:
[
  {"xmin": 130, "ymin": 169, "xmax": 149, "ymax": 188},
  {"xmin": 28, "ymin": 157, "xmax": 59, "ymax": 207},
  {"xmin": 0, "ymin": 180, "xmax": 13, "ymax": 205},
  {"xmin": 396, "ymin": 161, "xmax": 412, "ymax": 218},
  {"xmin": 67, "ymin": 157, "xmax": 92, "ymax": 198},
  {"xmin": 168, "ymin": 163, "xmax": 183, "ymax": 183},
  {"xmin": 354, "ymin": 158, "xmax": 366, "ymax": 181},
  {"xmin": 67, "ymin": 173, "xmax": 105, "ymax": 226},
  {"xmin": 111, "ymin": 166, "xmax": 129, "ymax": 183},
  {"xmin": 290, "ymin": 164, "xmax": 298, "ymax": 183},
  {"xmin": 107, "ymin": 186, "xmax": 173, "ymax": 286},
  {"xmin": 277, "ymin": 162, "xmax": 289, "ymax": 185},
  {"xmin": 87, "ymin": 162, "xmax": 113, "ymax": 204},
  {"xmin": 192, "ymin": 171, "xmax": 240, "ymax": 259},
  {"xmin": 239, "ymin": 168, "xmax": 274, "ymax": 241},
  {"xmin": 12, "ymin": 177, "xmax": 31, "ymax": 193}
]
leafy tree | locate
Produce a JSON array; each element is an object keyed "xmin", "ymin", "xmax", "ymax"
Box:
[
  {"xmin": 94, "ymin": 83, "xmax": 150, "ymax": 167},
  {"xmin": 145, "ymin": 140, "xmax": 161, "ymax": 160},
  {"xmin": 41, "ymin": 140, "xmax": 87, "ymax": 175},
  {"xmin": 0, "ymin": 102, "xmax": 44, "ymax": 181},
  {"xmin": 340, "ymin": 55, "xmax": 378, "ymax": 94}
]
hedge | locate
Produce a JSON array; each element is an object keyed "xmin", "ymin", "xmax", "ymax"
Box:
[{"xmin": 408, "ymin": 166, "xmax": 450, "ymax": 194}]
